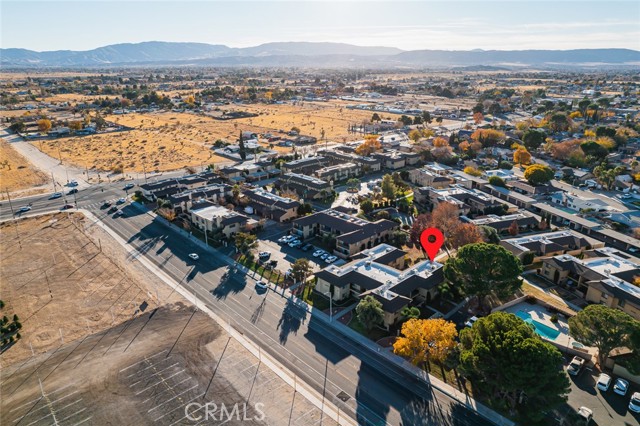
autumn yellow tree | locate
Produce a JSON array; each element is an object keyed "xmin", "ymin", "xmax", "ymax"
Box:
[
  {"xmin": 355, "ymin": 136, "xmax": 381, "ymax": 156},
  {"xmin": 408, "ymin": 129, "xmax": 422, "ymax": 143},
  {"xmin": 458, "ymin": 141, "xmax": 470, "ymax": 152},
  {"xmin": 595, "ymin": 136, "xmax": 616, "ymax": 150},
  {"xmin": 463, "ymin": 166, "xmax": 482, "ymax": 177},
  {"xmin": 393, "ymin": 318, "xmax": 458, "ymax": 366},
  {"xmin": 513, "ymin": 147, "xmax": 532, "ymax": 165},
  {"xmin": 37, "ymin": 118, "xmax": 52, "ymax": 133}
]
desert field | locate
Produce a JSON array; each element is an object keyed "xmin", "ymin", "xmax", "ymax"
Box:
[
  {"xmin": 0, "ymin": 139, "xmax": 49, "ymax": 194},
  {"xmin": 34, "ymin": 100, "xmax": 386, "ymax": 173}
]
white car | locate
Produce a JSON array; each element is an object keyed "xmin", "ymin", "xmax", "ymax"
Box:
[
  {"xmin": 596, "ymin": 373, "xmax": 611, "ymax": 392},
  {"xmin": 577, "ymin": 407, "xmax": 593, "ymax": 424},
  {"xmin": 313, "ymin": 250, "xmax": 325, "ymax": 257},
  {"xmin": 188, "ymin": 253, "xmax": 199, "ymax": 260},
  {"xmin": 49, "ymin": 192, "xmax": 63, "ymax": 199},
  {"xmin": 629, "ymin": 392, "xmax": 640, "ymax": 413},
  {"xmin": 258, "ymin": 251, "xmax": 270, "ymax": 258},
  {"xmin": 288, "ymin": 240, "xmax": 302, "ymax": 248},
  {"xmin": 113, "ymin": 209, "xmax": 124, "ymax": 217},
  {"xmin": 465, "ymin": 316, "xmax": 479, "ymax": 328},
  {"xmin": 613, "ymin": 378, "xmax": 629, "ymax": 396},
  {"xmin": 279, "ymin": 235, "xmax": 293, "ymax": 243},
  {"xmin": 320, "ymin": 253, "xmax": 330, "ymax": 260},
  {"xmin": 326, "ymin": 255, "xmax": 338, "ymax": 263},
  {"xmin": 116, "ymin": 197, "xmax": 126, "ymax": 204},
  {"xmin": 567, "ymin": 356, "xmax": 585, "ymax": 376},
  {"xmin": 255, "ymin": 281, "xmax": 268, "ymax": 290}
]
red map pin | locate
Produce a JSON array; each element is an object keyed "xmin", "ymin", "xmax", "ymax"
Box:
[{"xmin": 420, "ymin": 228, "xmax": 444, "ymax": 262}]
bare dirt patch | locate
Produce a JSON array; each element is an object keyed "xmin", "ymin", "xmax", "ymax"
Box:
[{"xmin": 0, "ymin": 140, "xmax": 49, "ymax": 193}]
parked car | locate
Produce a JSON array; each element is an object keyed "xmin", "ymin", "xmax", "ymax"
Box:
[
  {"xmin": 326, "ymin": 255, "xmax": 338, "ymax": 263},
  {"xmin": 288, "ymin": 240, "xmax": 302, "ymax": 248},
  {"xmin": 577, "ymin": 407, "xmax": 593, "ymax": 425},
  {"xmin": 567, "ymin": 356, "xmax": 585, "ymax": 376},
  {"xmin": 285, "ymin": 268, "xmax": 293, "ymax": 277},
  {"xmin": 313, "ymin": 249, "xmax": 325, "ymax": 257},
  {"xmin": 279, "ymin": 235, "xmax": 293, "ymax": 244},
  {"xmin": 188, "ymin": 253, "xmax": 199, "ymax": 260},
  {"xmin": 124, "ymin": 183, "xmax": 134, "ymax": 190},
  {"xmin": 49, "ymin": 192, "xmax": 62, "ymax": 199},
  {"xmin": 464, "ymin": 316, "xmax": 479, "ymax": 328},
  {"xmin": 629, "ymin": 392, "xmax": 640, "ymax": 413},
  {"xmin": 18, "ymin": 206, "xmax": 31, "ymax": 213},
  {"xmin": 302, "ymin": 243, "xmax": 313, "ymax": 251},
  {"xmin": 320, "ymin": 253, "xmax": 330, "ymax": 260},
  {"xmin": 255, "ymin": 281, "xmax": 268, "ymax": 290},
  {"xmin": 613, "ymin": 378, "xmax": 629, "ymax": 396},
  {"xmin": 596, "ymin": 373, "xmax": 611, "ymax": 392},
  {"xmin": 258, "ymin": 251, "xmax": 271, "ymax": 259}
]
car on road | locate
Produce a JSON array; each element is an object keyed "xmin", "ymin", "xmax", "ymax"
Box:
[
  {"xmin": 464, "ymin": 316, "xmax": 479, "ymax": 328},
  {"xmin": 108, "ymin": 206, "xmax": 118, "ymax": 213},
  {"xmin": 188, "ymin": 253, "xmax": 199, "ymax": 260},
  {"xmin": 123, "ymin": 183, "xmax": 134, "ymax": 190},
  {"xmin": 67, "ymin": 188, "xmax": 78, "ymax": 195},
  {"xmin": 18, "ymin": 206, "xmax": 32, "ymax": 213},
  {"xmin": 113, "ymin": 210, "xmax": 124, "ymax": 217},
  {"xmin": 49, "ymin": 192, "xmax": 63, "ymax": 199},
  {"xmin": 258, "ymin": 251, "xmax": 271, "ymax": 259},
  {"xmin": 302, "ymin": 243, "xmax": 313, "ymax": 252},
  {"xmin": 255, "ymin": 281, "xmax": 268, "ymax": 290},
  {"xmin": 67, "ymin": 180, "xmax": 78, "ymax": 187},
  {"xmin": 596, "ymin": 373, "xmax": 611, "ymax": 392},
  {"xmin": 61, "ymin": 204, "xmax": 74, "ymax": 210},
  {"xmin": 577, "ymin": 407, "xmax": 593, "ymax": 425},
  {"xmin": 629, "ymin": 392, "xmax": 640, "ymax": 413},
  {"xmin": 116, "ymin": 197, "xmax": 126, "ymax": 204},
  {"xmin": 613, "ymin": 378, "xmax": 629, "ymax": 396},
  {"xmin": 567, "ymin": 356, "xmax": 585, "ymax": 376},
  {"xmin": 313, "ymin": 249, "xmax": 325, "ymax": 257},
  {"xmin": 101, "ymin": 201, "xmax": 112, "ymax": 209},
  {"xmin": 326, "ymin": 255, "xmax": 338, "ymax": 263}
]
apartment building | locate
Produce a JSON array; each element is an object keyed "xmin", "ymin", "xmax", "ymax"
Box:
[
  {"xmin": 275, "ymin": 173, "xmax": 332, "ymax": 200},
  {"xmin": 243, "ymin": 188, "xmax": 300, "ymax": 222}
]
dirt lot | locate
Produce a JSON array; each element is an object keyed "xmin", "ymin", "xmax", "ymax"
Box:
[
  {"xmin": 0, "ymin": 140, "xmax": 49, "ymax": 194},
  {"xmin": 0, "ymin": 213, "xmax": 338, "ymax": 425}
]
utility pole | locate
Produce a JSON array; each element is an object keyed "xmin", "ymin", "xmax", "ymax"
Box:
[
  {"xmin": 51, "ymin": 171, "xmax": 57, "ymax": 192},
  {"xmin": 5, "ymin": 189, "xmax": 21, "ymax": 248}
]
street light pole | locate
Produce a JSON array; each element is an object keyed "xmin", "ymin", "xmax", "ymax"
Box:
[{"xmin": 325, "ymin": 290, "xmax": 333, "ymax": 322}]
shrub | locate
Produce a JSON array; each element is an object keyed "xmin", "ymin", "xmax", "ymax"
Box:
[{"xmin": 550, "ymin": 314, "xmax": 558, "ymax": 323}]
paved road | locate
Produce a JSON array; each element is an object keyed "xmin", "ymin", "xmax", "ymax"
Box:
[{"xmin": 0, "ymin": 185, "xmax": 497, "ymax": 426}]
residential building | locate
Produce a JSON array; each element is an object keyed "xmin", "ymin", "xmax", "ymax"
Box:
[
  {"xmin": 281, "ymin": 156, "xmax": 327, "ymax": 174},
  {"xmin": 551, "ymin": 192, "xmax": 613, "ymax": 213},
  {"xmin": 315, "ymin": 162, "xmax": 361, "ymax": 182},
  {"xmin": 462, "ymin": 211, "xmax": 541, "ymax": 234},
  {"xmin": 500, "ymin": 230, "xmax": 603, "ymax": 263},
  {"xmin": 243, "ymin": 188, "xmax": 300, "ymax": 222},
  {"xmin": 424, "ymin": 184, "xmax": 508, "ymax": 216},
  {"xmin": 168, "ymin": 183, "xmax": 232, "ymax": 214},
  {"xmin": 291, "ymin": 209, "xmax": 398, "ymax": 258},
  {"xmin": 190, "ymin": 204, "xmax": 254, "ymax": 239},
  {"xmin": 540, "ymin": 248, "xmax": 640, "ymax": 320},
  {"xmin": 316, "ymin": 244, "xmax": 444, "ymax": 328},
  {"xmin": 409, "ymin": 168, "xmax": 455, "ymax": 188},
  {"xmin": 484, "ymin": 169, "xmax": 517, "ymax": 181},
  {"xmin": 275, "ymin": 173, "xmax": 332, "ymax": 200},
  {"xmin": 317, "ymin": 149, "xmax": 382, "ymax": 173}
]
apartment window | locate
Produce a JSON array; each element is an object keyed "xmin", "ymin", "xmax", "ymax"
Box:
[{"xmin": 618, "ymin": 299, "xmax": 625, "ymax": 308}]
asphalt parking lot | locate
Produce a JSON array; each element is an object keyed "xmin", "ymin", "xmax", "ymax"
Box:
[{"xmin": 562, "ymin": 356, "xmax": 640, "ymax": 426}]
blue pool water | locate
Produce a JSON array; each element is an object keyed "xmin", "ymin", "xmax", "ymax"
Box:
[{"xmin": 515, "ymin": 310, "xmax": 561, "ymax": 341}]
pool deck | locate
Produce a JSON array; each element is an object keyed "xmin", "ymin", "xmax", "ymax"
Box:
[{"xmin": 505, "ymin": 302, "xmax": 578, "ymax": 350}]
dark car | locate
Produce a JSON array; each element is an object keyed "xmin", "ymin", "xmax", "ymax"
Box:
[
  {"xmin": 101, "ymin": 201, "xmax": 112, "ymax": 209},
  {"xmin": 123, "ymin": 183, "xmax": 134, "ymax": 190},
  {"xmin": 67, "ymin": 188, "xmax": 78, "ymax": 195},
  {"xmin": 108, "ymin": 206, "xmax": 118, "ymax": 213},
  {"xmin": 60, "ymin": 204, "xmax": 74, "ymax": 210},
  {"xmin": 302, "ymin": 243, "xmax": 313, "ymax": 252}
]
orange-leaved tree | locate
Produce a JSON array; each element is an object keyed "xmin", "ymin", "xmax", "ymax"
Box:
[
  {"xmin": 355, "ymin": 135, "xmax": 381, "ymax": 156},
  {"xmin": 393, "ymin": 318, "xmax": 458, "ymax": 366}
]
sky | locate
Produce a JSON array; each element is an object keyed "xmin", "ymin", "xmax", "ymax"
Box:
[{"xmin": 2, "ymin": 0, "xmax": 639, "ymax": 52}]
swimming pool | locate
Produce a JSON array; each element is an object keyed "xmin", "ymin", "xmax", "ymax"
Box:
[{"xmin": 515, "ymin": 310, "xmax": 561, "ymax": 341}]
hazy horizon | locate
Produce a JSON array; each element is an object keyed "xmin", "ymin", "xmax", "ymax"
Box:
[{"xmin": 2, "ymin": 0, "xmax": 639, "ymax": 52}]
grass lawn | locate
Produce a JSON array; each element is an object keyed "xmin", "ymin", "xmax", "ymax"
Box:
[
  {"xmin": 301, "ymin": 285, "xmax": 330, "ymax": 310},
  {"xmin": 348, "ymin": 317, "xmax": 389, "ymax": 341},
  {"xmin": 521, "ymin": 280, "xmax": 576, "ymax": 315}
]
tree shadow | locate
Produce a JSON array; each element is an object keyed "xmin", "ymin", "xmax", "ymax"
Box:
[
  {"xmin": 276, "ymin": 298, "xmax": 307, "ymax": 344},
  {"xmin": 211, "ymin": 267, "xmax": 247, "ymax": 300}
]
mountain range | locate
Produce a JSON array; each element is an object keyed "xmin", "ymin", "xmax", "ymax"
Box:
[{"xmin": 2, "ymin": 41, "xmax": 639, "ymax": 69}]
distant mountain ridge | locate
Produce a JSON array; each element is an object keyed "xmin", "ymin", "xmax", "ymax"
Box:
[{"xmin": 1, "ymin": 41, "xmax": 638, "ymax": 68}]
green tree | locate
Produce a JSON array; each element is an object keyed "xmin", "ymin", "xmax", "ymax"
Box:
[
  {"xmin": 522, "ymin": 130, "xmax": 545, "ymax": 151},
  {"xmin": 9, "ymin": 121, "xmax": 25, "ymax": 133},
  {"xmin": 488, "ymin": 176, "xmax": 506, "ymax": 187},
  {"xmin": 371, "ymin": 113, "xmax": 381, "ymax": 123},
  {"xmin": 568, "ymin": 304, "xmax": 640, "ymax": 366},
  {"xmin": 400, "ymin": 306, "xmax": 421, "ymax": 320},
  {"xmin": 577, "ymin": 98, "xmax": 591, "ymax": 117},
  {"xmin": 422, "ymin": 111, "xmax": 432, "ymax": 124},
  {"xmin": 356, "ymin": 295, "xmax": 384, "ymax": 331},
  {"xmin": 459, "ymin": 312, "xmax": 570, "ymax": 424},
  {"xmin": 524, "ymin": 164, "xmax": 554, "ymax": 186},
  {"xmin": 346, "ymin": 178, "xmax": 360, "ymax": 191},
  {"xmin": 381, "ymin": 174, "xmax": 397, "ymax": 200},
  {"xmin": 232, "ymin": 184, "xmax": 241, "ymax": 201},
  {"xmin": 238, "ymin": 131, "xmax": 247, "ymax": 161},
  {"xmin": 580, "ymin": 140, "xmax": 608, "ymax": 159},
  {"xmin": 444, "ymin": 243, "xmax": 523, "ymax": 311},
  {"xmin": 235, "ymin": 232, "xmax": 257, "ymax": 259},
  {"xmin": 479, "ymin": 225, "xmax": 500, "ymax": 244},
  {"xmin": 291, "ymin": 258, "xmax": 312, "ymax": 284},
  {"xmin": 360, "ymin": 198, "xmax": 374, "ymax": 215}
]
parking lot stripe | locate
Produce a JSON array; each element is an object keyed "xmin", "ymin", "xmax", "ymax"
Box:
[
  {"xmin": 119, "ymin": 349, "xmax": 167, "ymax": 372},
  {"xmin": 13, "ymin": 391, "xmax": 79, "ymax": 421},
  {"xmin": 56, "ymin": 407, "xmax": 87, "ymax": 424},
  {"xmin": 147, "ymin": 384, "xmax": 198, "ymax": 413},
  {"xmin": 71, "ymin": 416, "xmax": 92, "ymax": 426},
  {"xmin": 141, "ymin": 376, "xmax": 191, "ymax": 404},
  {"xmin": 157, "ymin": 392, "xmax": 206, "ymax": 424},
  {"xmin": 129, "ymin": 362, "xmax": 179, "ymax": 387},
  {"xmin": 134, "ymin": 370, "xmax": 185, "ymax": 395}
]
